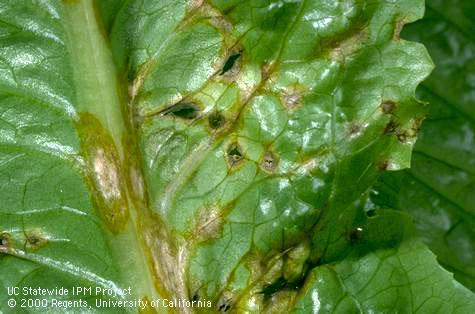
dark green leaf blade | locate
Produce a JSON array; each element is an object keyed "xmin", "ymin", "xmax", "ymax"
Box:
[
  {"xmin": 372, "ymin": 0, "xmax": 475, "ymax": 291},
  {"xmin": 293, "ymin": 210, "xmax": 475, "ymax": 313},
  {"xmin": 0, "ymin": 1, "xmax": 160, "ymax": 312},
  {"xmin": 108, "ymin": 0, "xmax": 439, "ymax": 311},
  {"xmin": 3, "ymin": 0, "xmax": 473, "ymax": 313}
]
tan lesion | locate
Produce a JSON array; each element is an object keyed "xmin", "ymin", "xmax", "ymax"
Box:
[
  {"xmin": 0, "ymin": 232, "xmax": 12, "ymax": 254},
  {"xmin": 77, "ymin": 113, "xmax": 129, "ymax": 233},
  {"xmin": 24, "ymin": 229, "xmax": 48, "ymax": 251},
  {"xmin": 393, "ymin": 19, "xmax": 405, "ymax": 41}
]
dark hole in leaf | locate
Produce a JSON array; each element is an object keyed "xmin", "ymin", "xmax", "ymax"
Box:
[
  {"xmin": 384, "ymin": 120, "xmax": 398, "ymax": 134},
  {"xmin": 366, "ymin": 209, "xmax": 377, "ymax": 217},
  {"xmin": 191, "ymin": 293, "xmax": 199, "ymax": 302},
  {"xmin": 208, "ymin": 112, "xmax": 225, "ymax": 129},
  {"xmin": 227, "ymin": 143, "xmax": 243, "ymax": 167},
  {"xmin": 261, "ymin": 277, "xmax": 287, "ymax": 298},
  {"xmin": 0, "ymin": 236, "xmax": 7, "ymax": 247},
  {"xmin": 0, "ymin": 233, "xmax": 10, "ymax": 250},
  {"xmin": 220, "ymin": 52, "xmax": 241, "ymax": 75},
  {"xmin": 260, "ymin": 275, "xmax": 306, "ymax": 300},
  {"xmin": 164, "ymin": 102, "xmax": 200, "ymax": 120},
  {"xmin": 287, "ymin": 272, "xmax": 307, "ymax": 291},
  {"xmin": 218, "ymin": 299, "xmax": 232, "ymax": 312},
  {"xmin": 349, "ymin": 226, "xmax": 364, "ymax": 243}
]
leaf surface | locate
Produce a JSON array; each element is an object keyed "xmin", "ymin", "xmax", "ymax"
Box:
[
  {"xmin": 293, "ymin": 210, "xmax": 475, "ymax": 314},
  {"xmin": 1, "ymin": 0, "xmax": 472, "ymax": 313},
  {"xmin": 371, "ymin": 0, "xmax": 475, "ymax": 292}
]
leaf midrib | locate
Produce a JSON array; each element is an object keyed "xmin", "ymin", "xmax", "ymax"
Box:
[{"xmin": 62, "ymin": 0, "xmax": 160, "ymax": 302}]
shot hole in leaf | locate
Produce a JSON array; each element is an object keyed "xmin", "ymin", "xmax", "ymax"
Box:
[
  {"xmin": 0, "ymin": 234, "xmax": 9, "ymax": 247},
  {"xmin": 164, "ymin": 102, "xmax": 200, "ymax": 120},
  {"xmin": 208, "ymin": 112, "xmax": 225, "ymax": 129},
  {"xmin": 366, "ymin": 209, "xmax": 377, "ymax": 217},
  {"xmin": 218, "ymin": 299, "xmax": 232, "ymax": 312},
  {"xmin": 227, "ymin": 143, "xmax": 243, "ymax": 167},
  {"xmin": 349, "ymin": 226, "xmax": 364, "ymax": 243},
  {"xmin": 220, "ymin": 52, "xmax": 241, "ymax": 75}
]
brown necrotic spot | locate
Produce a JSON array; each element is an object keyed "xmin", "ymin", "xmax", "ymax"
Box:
[
  {"xmin": 0, "ymin": 233, "xmax": 10, "ymax": 247},
  {"xmin": 227, "ymin": 143, "xmax": 243, "ymax": 167},
  {"xmin": 348, "ymin": 122, "xmax": 365, "ymax": 138},
  {"xmin": 0, "ymin": 233, "xmax": 11, "ymax": 254},
  {"xmin": 397, "ymin": 127, "xmax": 417, "ymax": 144},
  {"xmin": 208, "ymin": 112, "xmax": 225, "ymax": 129},
  {"xmin": 193, "ymin": 206, "xmax": 224, "ymax": 241},
  {"xmin": 395, "ymin": 118, "xmax": 423, "ymax": 143},
  {"xmin": 393, "ymin": 20, "xmax": 405, "ymax": 40},
  {"xmin": 260, "ymin": 150, "xmax": 279, "ymax": 172},
  {"xmin": 77, "ymin": 113, "xmax": 129, "ymax": 233},
  {"xmin": 381, "ymin": 101, "xmax": 397, "ymax": 114},
  {"xmin": 378, "ymin": 160, "xmax": 390, "ymax": 171},
  {"xmin": 283, "ymin": 90, "xmax": 302, "ymax": 110},
  {"xmin": 25, "ymin": 230, "xmax": 47, "ymax": 251},
  {"xmin": 164, "ymin": 102, "xmax": 200, "ymax": 120},
  {"xmin": 384, "ymin": 120, "xmax": 398, "ymax": 134},
  {"xmin": 397, "ymin": 132, "xmax": 409, "ymax": 143}
]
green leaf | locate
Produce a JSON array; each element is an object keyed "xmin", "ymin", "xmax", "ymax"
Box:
[
  {"xmin": 0, "ymin": 0, "xmax": 158, "ymax": 312},
  {"xmin": 1, "ymin": 0, "xmax": 471, "ymax": 313},
  {"xmin": 371, "ymin": 0, "xmax": 475, "ymax": 291},
  {"xmin": 293, "ymin": 210, "xmax": 475, "ymax": 314}
]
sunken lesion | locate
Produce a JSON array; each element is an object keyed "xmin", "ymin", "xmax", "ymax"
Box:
[
  {"xmin": 208, "ymin": 112, "xmax": 226, "ymax": 130},
  {"xmin": 393, "ymin": 19, "xmax": 405, "ymax": 40},
  {"xmin": 280, "ymin": 86, "xmax": 305, "ymax": 112},
  {"xmin": 380, "ymin": 100, "xmax": 423, "ymax": 144},
  {"xmin": 384, "ymin": 120, "xmax": 398, "ymax": 134},
  {"xmin": 380, "ymin": 100, "xmax": 397, "ymax": 114},
  {"xmin": 191, "ymin": 205, "xmax": 224, "ymax": 242},
  {"xmin": 162, "ymin": 101, "xmax": 201, "ymax": 120},
  {"xmin": 384, "ymin": 119, "xmax": 423, "ymax": 144},
  {"xmin": 399, "ymin": 118, "xmax": 423, "ymax": 144},
  {"xmin": 378, "ymin": 159, "xmax": 391, "ymax": 171},
  {"xmin": 396, "ymin": 128, "xmax": 417, "ymax": 144},
  {"xmin": 217, "ymin": 298, "xmax": 232, "ymax": 312},
  {"xmin": 260, "ymin": 150, "xmax": 279, "ymax": 173},
  {"xmin": 0, "ymin": 229, "xmax": 50, "ymax": 255},
  {"xmin": 227, "ymin": 142, "xmax": 244, "ymax": 168},
  {"xmin": 220, "ymin": 50, "xmax": 242, "ymax": 76},
  {"xmin": 348, "ymin": 121, "xmax": 367, "ymax": 139},
  {"xmin": 283, "ymin": 91, "xmax": 301, "ymax": 110},
  {"xmin": 25, "ymin": 229, "xmax": 47, "ymax": 251},
  {"xmin": 77, "ymin": 113, "xmax": 129, "ymax": 233},
  {"xmin": 315, "ymin": 21, "xmax": 368, "ymax": 62},
  {"xmin": 0, "ymin": 232, "xmax": 11, "ymax": 253}
]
